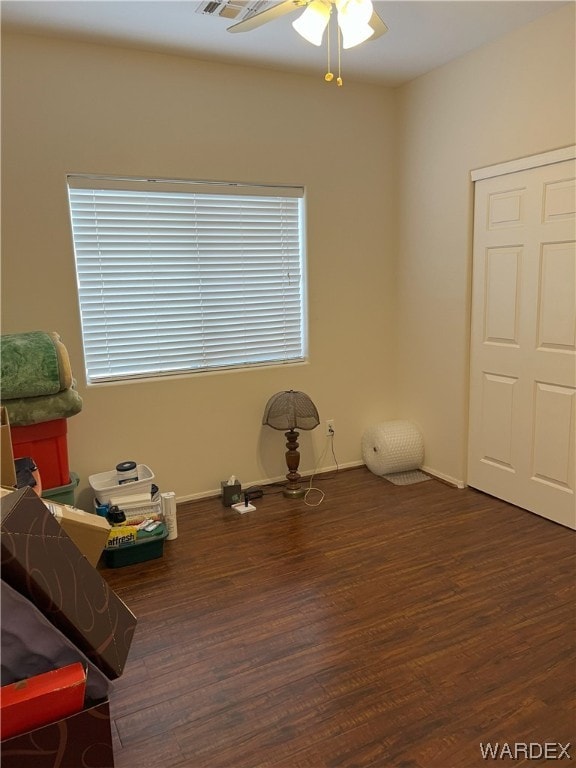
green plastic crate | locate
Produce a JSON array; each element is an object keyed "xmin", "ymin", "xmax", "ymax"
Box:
[
  {"xmin": 41, "ymin": 472, "xmax": 79, "ymax": 506},
  {"xmin": 102, "ymin": 523, "xmax": 168, "ymax": 568}
]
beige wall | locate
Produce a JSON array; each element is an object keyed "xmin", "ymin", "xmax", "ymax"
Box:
[
  {"xmin": 396, "ymin": 3, "xmax": 576, "ymax": 486},
  {"xmin": 2, "ymin": 5, "xmax": 574, "ymax": 505},
  {"xmin": 1, "ymin": 34, "xmax": 399, "ymax": 505}
]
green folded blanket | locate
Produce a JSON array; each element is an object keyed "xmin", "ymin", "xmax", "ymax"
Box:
[
  {"xmin": 3, "ymin": 383, "xmax": 83, "ymax": 426},
  {"xmin": 1, "ymin": 331, "xmax": 73, "ymax": 399}
]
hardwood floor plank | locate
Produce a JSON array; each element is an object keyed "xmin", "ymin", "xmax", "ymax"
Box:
[{"xmin": 103, "ymin": 469, "xmax": 575, "ymax": 768}]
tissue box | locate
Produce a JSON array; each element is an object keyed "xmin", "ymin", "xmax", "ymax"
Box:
[{"xmin": 221, "ymin": 480, "xmax": 242, "ymax": 507}]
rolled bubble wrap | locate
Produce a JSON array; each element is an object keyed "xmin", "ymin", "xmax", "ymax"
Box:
[{"xmin": 361, "ymin": 420, "xmax": 424, "ymax": 477}]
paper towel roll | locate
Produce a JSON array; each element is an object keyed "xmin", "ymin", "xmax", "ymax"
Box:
[
  {"xmin": 161, "ymin": 492, "xmax": 178, "ymax": 540},
  {"xmin": 361, "ymin": 420, "xmax": 424, "ymax": 477}
]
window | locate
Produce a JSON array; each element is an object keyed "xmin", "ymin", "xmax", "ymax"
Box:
[{"xmin": 67, "ymin": 175, "xmax": 306, "ymax": 384}]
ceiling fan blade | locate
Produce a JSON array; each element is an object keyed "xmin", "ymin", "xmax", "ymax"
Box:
[
  {"xmin": 227, "ymin": 0, "xmax": 305, "ymax": 33},
  {"xmin": 369, "ymin": 9, "xmax": 388, "ymax": 41}
]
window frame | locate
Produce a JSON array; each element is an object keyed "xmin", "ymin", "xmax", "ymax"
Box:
[{"xmin": 66, "ymin": 174, "xmax": 308, "ymax": 385}]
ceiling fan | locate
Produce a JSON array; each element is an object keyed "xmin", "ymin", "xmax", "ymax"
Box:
[{"xmin": 227, "ymin": 0, "xmax": 388, "ymax": 85}]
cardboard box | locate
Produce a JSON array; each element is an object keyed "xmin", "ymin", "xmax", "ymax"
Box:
[
  {"xmin": 1, "ymin": 487, "xmax": 137, "ymax": 680},
  {"xmin": 42, "ymin": 500, "xmax": 111, "ymax": 567},
  {"xmin": 0, "ymin": 662, "xmax": 86, "ymax": 741},
  {"xmin": 1, "ymin": 579, "xmax": 111, "ymax": 704},
  {"xmin": 0, "ymin": 407, "xmax": 16, "ymax": 488},
  {"xmin": 1, "ymin": 698, "xmax": 114, "ymax": 768}
]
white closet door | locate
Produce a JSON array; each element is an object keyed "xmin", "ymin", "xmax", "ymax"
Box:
[{"xmin": 468, "ymin": 151, "xmax": 576, "ymax": 529}]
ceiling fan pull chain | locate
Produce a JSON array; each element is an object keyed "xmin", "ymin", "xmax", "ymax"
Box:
[
  {"xmin": 337, "ymin": 24, "xmax": 343, "ymax": 86},
  {"xmin": 324, "ymin": 9, "xmax": 334, "ymax": 82}
]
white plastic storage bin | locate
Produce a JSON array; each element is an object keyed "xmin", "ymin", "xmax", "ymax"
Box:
[{"xmin": 89, "ymin": 464, "xmax": 155, "ymax": 505}]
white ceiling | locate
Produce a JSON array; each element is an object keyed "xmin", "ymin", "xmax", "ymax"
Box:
[{"xmin": 1, "ymin": 0, "xmax": 570, "ymax": 85}]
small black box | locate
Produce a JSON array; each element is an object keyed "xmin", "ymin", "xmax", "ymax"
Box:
[{"xmin": 220, "ymin": 480, "xmax": 242, "ymax": 507}]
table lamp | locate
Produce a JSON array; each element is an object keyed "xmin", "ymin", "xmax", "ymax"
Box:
[{"xmin": 262, "ymin": 390, "xmax": 320, "ymax": 498}]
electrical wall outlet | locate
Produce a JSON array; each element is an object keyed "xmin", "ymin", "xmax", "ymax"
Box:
[{"xmin": 326, "ymin": 419, "xmax": 335, "ymax": 436}]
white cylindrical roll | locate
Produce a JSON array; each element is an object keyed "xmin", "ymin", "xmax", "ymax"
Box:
[
  {"xmin": 361, "ymin": 420, "xmax": 424, "ymax": 477},
  {"xmin": 161, "ymin": 491, "xmax": 178, "ymax": 540}
]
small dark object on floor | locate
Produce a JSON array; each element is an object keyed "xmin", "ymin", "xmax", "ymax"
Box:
[
  {"xmin": 244, "ymin": 486, "xmax": 263, "ymax": 500},
  {"xmin": 15, "ymin": 457, "xmax": 38, "ymax": 489}
]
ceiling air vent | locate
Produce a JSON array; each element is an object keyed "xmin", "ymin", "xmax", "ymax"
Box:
[{"xmin": 195, "ymin": 1, "xmax": 274, "ymax": 22}]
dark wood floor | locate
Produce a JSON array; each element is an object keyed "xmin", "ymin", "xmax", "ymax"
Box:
[{"xmin": 101, "ymin": 467, "xmax": 575, "ymax": 768}]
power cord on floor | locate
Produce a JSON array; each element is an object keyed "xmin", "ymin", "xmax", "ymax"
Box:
[
  {"xmin": 330, "ymin": 432, "xmax": 340, "ymax": 474},
  {"xmin": 252, "ymin": 432, "xmax": 340, "ymax": 505},
  {"xmin": 303, "ymin": 431, "xmax": 340, "ymax": 507}
]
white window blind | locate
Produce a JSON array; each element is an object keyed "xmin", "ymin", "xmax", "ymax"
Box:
[{"xmin": 67, "ymin": 176, "xmax": 306, "ymax": 383}]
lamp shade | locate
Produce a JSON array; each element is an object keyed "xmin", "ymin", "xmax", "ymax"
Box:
[{"xmin": 262, "ymin": 390, "xmax": 320, "ymax": 431}]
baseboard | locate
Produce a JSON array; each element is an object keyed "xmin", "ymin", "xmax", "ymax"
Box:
[
  {"xmin": 175, "ymin": 461, "xmax": 366, "ymax": 505},
  {"xmin": 310, "ymin": 460, "xmax": 365, "ymax": 476},
  {"xmin": 421, "ymin": 465, "xmax": 466, "ymax": 489},
  {"xmin": 177, "ymin": 462, "xmax": 467, "ymax": 504}
]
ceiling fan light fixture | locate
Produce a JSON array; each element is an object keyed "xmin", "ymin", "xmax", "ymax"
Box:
[
  {"xmin": 225, "ymin": 0, "xmax": 388, "ymax": 87},
  {"xmin": 292, "ymin": 0, "xmax": 331, "ymax": 46},
  {"xmin": 336, "ymin": 0, "xmax": 375, "ymax": 49},
  {"xmin": 340, "ymin": 21, "xmax": 374, "ymax": 49}
]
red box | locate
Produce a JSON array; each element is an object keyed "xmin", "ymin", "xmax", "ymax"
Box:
[
  {"xmin": 1, "ymin": 698, "xmax": 113, "ymax": 768},
  {"xmin": 0, "ymin": 662, "xmax": 86, "ymax": 740},
  {"xmin": 11, "ymin": 419, "xmax": 69, "ymax": 490}
]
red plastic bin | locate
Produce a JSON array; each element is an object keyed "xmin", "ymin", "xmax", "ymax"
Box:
[{"xmin": 11, "ymin": 419, "xmax": 70, "ymax": 491}]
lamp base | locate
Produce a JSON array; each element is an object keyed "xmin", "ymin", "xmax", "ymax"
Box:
[
  {"xmin": 283, "ymin": 485, "xmax": 305, "ymax": 499},
  {"xmin": 281, "ymin": 428, "xmax": 306, "ymax": 499}
]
